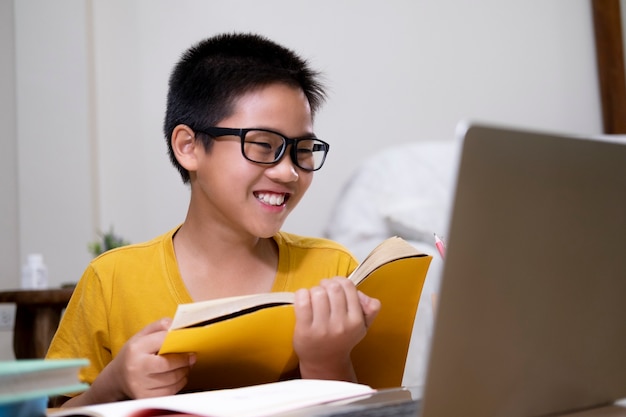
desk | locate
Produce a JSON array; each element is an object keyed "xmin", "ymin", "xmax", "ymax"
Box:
[{"xmin": 0, "ymin": 288, "xmax": 74, "ymax": 359}]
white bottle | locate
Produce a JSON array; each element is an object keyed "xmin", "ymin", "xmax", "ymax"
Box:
[{"xmin": 21, "ymin": 254, "xmax": 49, "ymax": 289}]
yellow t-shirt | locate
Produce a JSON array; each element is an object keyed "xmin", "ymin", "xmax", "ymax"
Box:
[{"xmin": 46, "ymin": 226, "xmax": 358, "ymax": 386}]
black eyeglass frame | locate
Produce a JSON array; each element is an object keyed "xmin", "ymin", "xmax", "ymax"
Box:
[{"xmin": 195, "ymin": 126, "xmax": 330, "ymax": 172}]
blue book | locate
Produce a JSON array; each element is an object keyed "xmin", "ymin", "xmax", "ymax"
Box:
[
  {"xmin": 0, "ymin": 396, "xmax": 48, "ymax": 417},
  {"xmin": 0, "ymin": 358, "xmax": 88, "ymax": 414}
]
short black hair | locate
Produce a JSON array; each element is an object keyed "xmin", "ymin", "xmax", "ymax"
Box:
[{"xmin": 164, "ymin": 32, "xmax": 327, "ymax": 183}]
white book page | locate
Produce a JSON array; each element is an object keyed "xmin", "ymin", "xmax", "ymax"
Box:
[{"xmin": 48, "ymin": 379, "xmax": 375, "ymax": 417}]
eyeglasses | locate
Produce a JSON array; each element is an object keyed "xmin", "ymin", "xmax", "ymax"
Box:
[{"xmin": 196, "ymin": 127, "xmax": 330, "ymax": 171}]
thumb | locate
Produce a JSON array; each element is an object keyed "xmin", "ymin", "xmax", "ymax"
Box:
[
  {"xmin": 130, "ymin": 318, "xmax": 173, "ymax": 355},
  {"xmin": 136, "ymin": 318, "xmax": 172, "ymax": 337}
]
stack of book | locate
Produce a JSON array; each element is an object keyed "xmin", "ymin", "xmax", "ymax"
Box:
[{"xmin": 0, "ymin": 358, "xmax": 88, "ymax": 417}]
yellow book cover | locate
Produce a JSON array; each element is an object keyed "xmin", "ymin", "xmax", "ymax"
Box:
[{"xmin": 158, "ymin": 237, "xmax": 431, "ymax": 391}]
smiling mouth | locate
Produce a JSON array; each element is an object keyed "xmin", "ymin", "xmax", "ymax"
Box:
[{"xmin": 255, "ymin": 192, "xmax": 288, "ymax": 206}]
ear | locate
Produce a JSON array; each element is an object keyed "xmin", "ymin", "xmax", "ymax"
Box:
[{"xmin": 171, "ymin": 124, "xmax": 199, "ymax": 172}]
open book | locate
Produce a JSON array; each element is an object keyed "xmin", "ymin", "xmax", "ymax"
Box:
[
  {"xmin": 47, "ymin": 379, "xmax": 378, "ymax": 417},
  {"xmin": 158, "ymin": 237, "xmax": 432, "ymax": 391}
]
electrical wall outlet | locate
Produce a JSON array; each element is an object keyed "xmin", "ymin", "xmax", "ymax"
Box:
[{"xmin": 0, "ymin": 305, "xmax": 16, "ymax": 331}]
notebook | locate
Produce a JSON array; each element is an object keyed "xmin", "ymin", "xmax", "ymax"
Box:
[{"xmin": 419, "ymin": 122, "xmax": 626, "ymax": 417}]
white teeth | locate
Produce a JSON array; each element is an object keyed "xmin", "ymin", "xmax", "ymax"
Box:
[{"xmin": 256, "ymin": 193, "xmax": 285, "ymax": 206}]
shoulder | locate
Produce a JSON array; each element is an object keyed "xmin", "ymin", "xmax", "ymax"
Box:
[
  {"xmin": 81, "ymin": 226, "xmax": 181, "ymax": 293},
  {"xmin": 90, "ymin": 226, "xmax": 179, "ymax": 267}
]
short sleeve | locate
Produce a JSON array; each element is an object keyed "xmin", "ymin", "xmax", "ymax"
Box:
[{"xmin": 46, "ymin": 264, "xmax": 112, "ymax": 385}]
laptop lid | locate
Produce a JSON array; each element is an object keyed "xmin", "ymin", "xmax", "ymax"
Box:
[{"xmin": 420, "ymin": 122, "xmax": 626, "ymax": 417}]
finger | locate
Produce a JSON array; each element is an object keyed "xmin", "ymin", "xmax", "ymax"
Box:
[
  {"xmin": 150, "ymin": 352, "xmax": 196, "ymax": 375},
  {"xmin": 320, "ymin": 278, "xmax": 349, "ymax": 316},
  {"xmin": 148, "ymin": 353, "xmax": 194, "ymax": 384},
  {"xmin": 308, "ymin": 285, "xmax": 331, "ymax": 325},
  {"xmin": 327, "ymin": 278, "xmax": 367, "ymax": 327},
  {"xmin": 143, "ymin": 384, "xmax": 187, "ymax": 399},
  {"xmin": 294, "ymin": 289, "xmax": 313, "ymax": 326},
  {"xmin": 358, "ymin": 291, "xmax": 381, "ymax": 328},
  {"xmin": 336, "ymin": 278, "xmax": 362, "ymax": 314},
  {"xmin": 145, "ymin": 368, "xmax": 189, "ymax": 398},
  {"xmin": 134, "ymin": 353, "xmax": 193, "ymax": 397}
]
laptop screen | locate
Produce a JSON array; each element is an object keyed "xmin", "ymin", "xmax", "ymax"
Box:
[{"xmin": 420, "ymin": 122, "xmax": 626, "ymax": 417}]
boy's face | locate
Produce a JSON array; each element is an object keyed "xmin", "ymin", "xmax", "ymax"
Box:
[{"xmin": 190, "ymin": 83, "xmax": 316, "ymax": 238}]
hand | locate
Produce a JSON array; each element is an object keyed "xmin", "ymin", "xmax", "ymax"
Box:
[
  {"xmin": 70, "ymin": 318, "xmax": 196, "ymax": 406},
  {"xmin": 293, "ymin": 278, "xmax": 381, "ymax": 381},
  {"xmin": 109, "ymin": 318, "xmax": 196, "ymax": 399}
]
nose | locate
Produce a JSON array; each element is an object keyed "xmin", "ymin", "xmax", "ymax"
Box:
[{"xmin": 266, "ymin": 150, "xmax": 299, "ymax": 182}]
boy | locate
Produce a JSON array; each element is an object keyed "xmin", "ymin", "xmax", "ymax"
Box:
[{"xmin": 46, "ymin": 32, "xmax": 380, "ymax": 407}]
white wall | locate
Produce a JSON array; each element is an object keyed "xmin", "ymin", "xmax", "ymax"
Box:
[
  {"xmin": 1, "ymin": 0, "xmax": 19, "ymax": 287},
  {"xmin": 94, "ymin": 0, "xmax": 602, "ymax": 249},
  {"xmin": 0, "ymin": 0, "xmax": 18, "ymax": 360},
  {"xmin": 2, "ymin": 1, "xmax": 601, "ymax": 289},
  {"xmin": 13, "ymin": 0, "xmax": 95, "ymax": 287}
]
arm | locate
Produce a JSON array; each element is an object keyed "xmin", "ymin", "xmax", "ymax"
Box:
[
  {"xmin": 61, "ymin": 319, "xmax": 196, "ymax": 407},
  {"xmin": 293, "ymin": 278, "xmax": 381, "ymax": 382}
]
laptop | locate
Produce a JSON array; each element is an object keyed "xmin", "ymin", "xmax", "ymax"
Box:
[
  {"xmin": 270, "ymin": 122, "xmax": 626, "ymax": 417},
  {"xmin": 418, "ymin": 122, "xmax": 626, "ymax": 416}
]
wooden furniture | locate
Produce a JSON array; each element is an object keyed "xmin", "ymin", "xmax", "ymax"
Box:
[
  {"xmin": 592, "ymin": 0, "xmax": 626, "ymax": 134},
  {"xmin": 0, "ymin": 288, "xmax": 74, "ymax": 359}
]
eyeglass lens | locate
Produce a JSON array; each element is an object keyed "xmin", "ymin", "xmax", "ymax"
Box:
[{"xmin": 243, "ymin": 130, "xmax": 327, "ymax": 171}]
